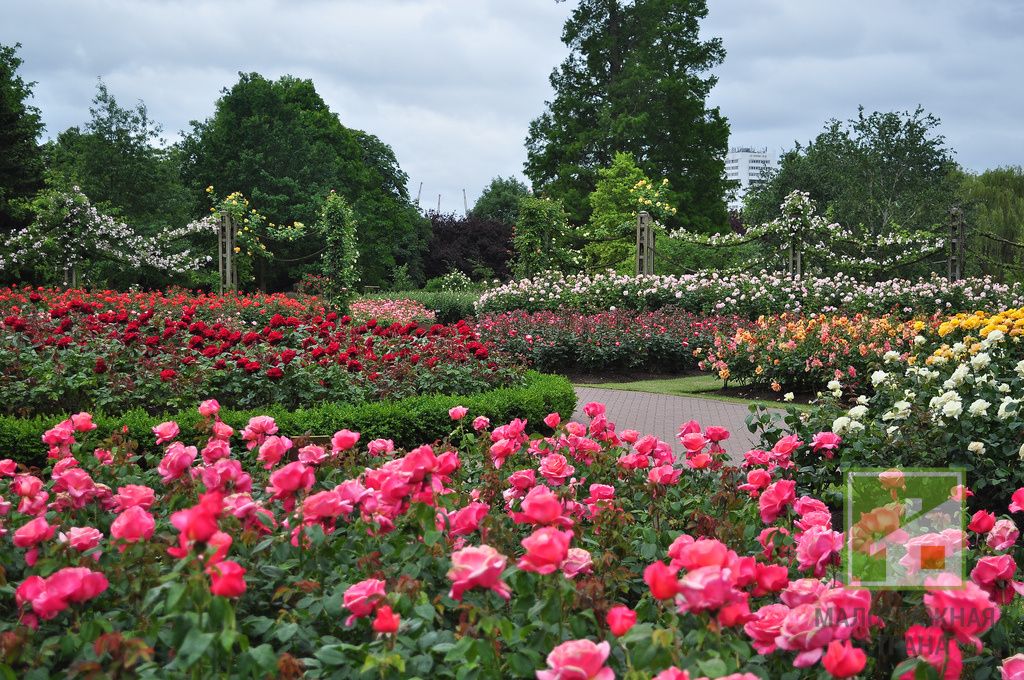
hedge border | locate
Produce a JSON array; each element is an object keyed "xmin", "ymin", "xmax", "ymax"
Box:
[{"xmin": 4, "ymin": 371, "xmax": 577, "ymax": 469}]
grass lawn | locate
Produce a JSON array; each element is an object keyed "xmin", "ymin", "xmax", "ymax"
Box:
[{"xmin": 576, "ymin": 374, "xmax": 813, "ymax": 412}]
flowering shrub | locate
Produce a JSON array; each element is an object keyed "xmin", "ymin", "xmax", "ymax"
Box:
[
  {"xmin": 1, "ymin": 401, "xmax": 1022, "ymax": 677},
  {"xmin": 753, "ymin": 307, "xmax": 1024, "ymax": 510},
  {"xmin": 348, "ymin": 298, "xmax": 437, "ymax": 325},
  {"xmin": 700, "ymin": 313, "xmax": 927, "ymax": 391},
  {"xmin": 476, "ymin": 270, "xmax": 1024, "ymax": 319},
  {"xmin": 476, "ymin": 310, "xmax": 742, "ymax": 373},
  {"xmin": 0, "ymin": 287, "xmax": 517, "ymax": 416}
]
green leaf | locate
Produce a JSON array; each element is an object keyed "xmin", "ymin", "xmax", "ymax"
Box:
[
  {"xmin": 316, "ymin": 645, "xmax": 353, "ymax": 667},
  {"xmin": 697, "ymin": 657, "xmax": 728, "ymax": 678},
  {"xmin": 171, "ymin": 628, "xmax": 215, "ymax": 670}
]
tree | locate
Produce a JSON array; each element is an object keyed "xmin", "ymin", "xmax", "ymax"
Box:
[
  {"xmin": 585, "ymin": 151, "xmax": 677, "ymax": 271},
  {"xmin": 315, "ymin": 191, "xmax": 360, "ymax": 302},
  {"xmin": 471, "ymin": 176, "xmax": 530, "ymax": 226},
  {"xmin": 525, "ymin": 0, "xmax": 730, "ymax": 231},
  {"xmin": 744, "ymin": 107, "xmax": 960, "ymax": 258},
  {"xmin": 424, "ymin": 211, "xmax": 513, "ymax": 281},
  {"xmin": 961, "ymin": 166, "xmax": 1024, "ymax": 281},
  {"xmin": 180, "ymin": 73, "xmax": 428, "ymax": 290},
  {"xmin": 512, "ymin": 196, "xmax": 581, "ymax": 278},
  {"xmin": 45, "ymin": 80, "xmax": 191, "ymax": 232},
  {"xmin": 0, "ymin": 43, "xmax": 44, "ymax": 236}
]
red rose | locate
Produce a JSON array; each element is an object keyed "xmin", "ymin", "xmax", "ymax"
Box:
[{"xmin": 159, "ymin": 369, "xmax": 177, "ymax": 382}]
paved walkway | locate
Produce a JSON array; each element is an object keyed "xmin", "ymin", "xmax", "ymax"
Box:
[{"xmin": 572, "ymin": 387, "xmax": 776, "ymax": 462}]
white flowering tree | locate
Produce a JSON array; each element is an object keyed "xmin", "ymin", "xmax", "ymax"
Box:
[
  {"xmin": 0, "ymin": 184, "xmax": 213, "ymax": 286},
  {"xmin": 673, "ymin": 190, "xmax": 946, "ymax": 278}
]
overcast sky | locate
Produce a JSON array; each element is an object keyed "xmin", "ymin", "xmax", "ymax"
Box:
[{"xmin": 3, "ymin": 0, "xmax": 1022, "ymax": 214}]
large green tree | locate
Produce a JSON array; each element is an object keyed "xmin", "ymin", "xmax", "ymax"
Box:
[
  {"xmin": 180, "ymin": 73, "xmax": 428, "ymax": 289},
  {"xmin": 471, "ymin": 176, "xmax": 530, "ymax": 226},
  {"xmin": 0, "ymin": 43, "xmax": 44, "ymax": 235},
  {"xmin": 961, "ymin": 166, "xmax": 1024, "ymax": 281},
  {"xmin": 744, "ymin": 107, "xmax": 960, "ymax": 249},
  {"xmin": 525, "ymin": 0, "xmax": 730, "ymax": 231},
  {"xmin": 46, "ymin": 80, "xmax": 191, "ymax": 232}
]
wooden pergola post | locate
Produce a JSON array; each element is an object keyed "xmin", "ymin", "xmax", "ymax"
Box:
[
  {"xmin": 635, "ymin": 211, "xmax": 655, "ymax": 275},
  {"xmin": 218, "ymin": 213, "xmax": 238, "ymax": 294}
]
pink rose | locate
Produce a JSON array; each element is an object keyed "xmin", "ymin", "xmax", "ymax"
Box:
[
  {"xmin": 903, "ymin": 625, "xmax": 962, "ymax": 679},
  {"xmin": 537, "ymin": 639, "xmax": 613, "ymax": 680},
  {"xmin": 1001, "ymin": 654, "xmax": 1024, "ymax": 680},
  {"xmin": 582, "ymin": 402, "xmax": 605, "ymax": 418},
  {"xmin": 822, "ymin": 640, "xmax": 867, "ymax": 679},
  {"xmin": 257, "ymin": 435, "xmax": 293, "ymax": 470},
  {"xmin": 775, "ymin": 602, "xmax": 835, "ymax": 667},
  {"xmin": 448, "ymin": 406, "xmax": 468, "ymax": 421},
  {"xmin": 648, "ymin": 464, "xmax": 681, "ymax": 485},
  {"xmin": 759, "ymin": 479, "xmax": 796, "ymax": 523},
  {"xmin": 472, "ymin": 416, "xmax": 491, "ymax": 431},
  {"xmin": 61, "ymin": 526, "xmax": 103, "ymax": 553},
  {"xmin": 441, "ymin": 501, "xmax": 490, "ymax": 537},
  {"xmin": 968, "ymin": 510, "xmax": 996, "ymax": 533},
  {"xmin": 795, "ymin": 526, "xmax": 843, "ymax": 576},
  {"xmin": 110, "ymin": 506, "xmax": 155, "ymax": 549},
  {"xmin": 367, "ymin": 438, "xmax": 395, "ymax": 456},
  {"xmin": 606, "ymin": 605, "xmax": 637, "ymax": 636},
  {"xmin": 971, "ymin": 555, "xmax": 1024, "ymax": 605},
  {"xmin": 1010, "ymin": 488, "xmax": 1024, "ymax": 514},
  {"xmin": 518, "ymin": 526, "xmax": 572, "ymax": 574},
  {"xmin": 447, "ymin": 544, "xmax": 511, "ymax": 601},
  {"xmin": 152, "ymin": 420, "xmax": 180, "ymax": 445},
  {"xmin": 342, "ymin": 578, "xmax": 386, "ymax": 625},
  {"xmin": 158, "ymin": 442, "xmax": 197, "ymax": 483},
  {"xmin": 561, "ymin": 547, "xmax": 593, "ymax": 578},
  {"xmin": 539, "ymin": 454, "xmax": 575, "ymax": 486},
  {"xmin": 924, "ymin": 573, "xmax": 999, "ymax": 651},
  {"xmin": 198, "ymin": 399, "xmax": 221, "ymax": 417},
  {"xmin": 737, "ymin": 469, "xmax": 772, "ymax": 497},
  {"xmin": 512, "ymin": 485, "xmax": 568, "ymax": 526},
  {"xmin": 988, "ymin": 519, "xmax": 1020, "ymax": 551},
  {"xmin": 113, "ymin": 484, "xmax": 155, "ymax": 511},
  {"xmin": 743, "ymin": 603, "xmax": 790, "ymax": 654},
  {"xmin": 811, "ymin": 431, "xmax": 842, "ymax": 456},
  {"xmin": 69, "ymin": 412, "xmax": 96, "ymax": 432}
]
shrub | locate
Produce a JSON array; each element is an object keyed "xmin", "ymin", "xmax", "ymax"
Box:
[
  {"xmin": 0, "ymin": 286, "xmax": 519, "ymax": 416},
  {"xmin": 701, "ymin": 313, "xmax": 926, "ymax": 391},
  {"xmin": 476, "ymin": 309, "xmax": 742, "ymax": 373},
  {"xmin": 424, "ymin": 211, "xmax": 513, "ymax": 281},
  {"xmin": 1, "ymin": 371, "xmax": 575, "ymax": 469},
  {"xmin": 360, "ymin": 290, "xmax": 477, "ymax": 324},
  {"xmin": 749, "ymin": 307, "xmax": 1024, "ymax": 512},
  {"xmin": 315, "ymin": 191, "xmax": 360, "ymax": 304},
  {"xmin": 2, "ymin": 396, "xmax": 1022, "ymax": 677},
  {"xmin": 476, "ymin": 270, "xmax": 1024, "ymax": 318}
]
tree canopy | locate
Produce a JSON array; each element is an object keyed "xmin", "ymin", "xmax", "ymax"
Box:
[
  {"xmin": 180, "ymin": 73, "xmax": 428, "ymax": 289},
  {"xmin": 0, "ymin": 42, "xmax": 44, "ymax": 235},
  {"xmin": 525, "ymin": 0, "xmax": 730, "ymax": 232},
  {"xmin": 470, "ymin": 176, "xmax": 530, "ymax": 226},
  {"xmin": 744, "ymin": 107, "xmax": 960, "ymax": 247}
]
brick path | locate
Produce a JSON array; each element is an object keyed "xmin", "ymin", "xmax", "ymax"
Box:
[{"xmin": 572, "ymin": 386, "xmax": 775, "ymax": 462}]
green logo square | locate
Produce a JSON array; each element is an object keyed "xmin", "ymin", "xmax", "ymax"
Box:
[{"xmin": 844, "ymin": 468, "xmax": 966, "ymax": 590}]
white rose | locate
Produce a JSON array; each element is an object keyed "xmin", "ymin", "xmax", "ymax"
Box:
[
  {"xmin": 871, "ymin": 370, "xmax": 888, "ymax": 386},
  {"xmin": 967, "ymin": 441, "xmax": 985, "ymax": 455},
  {"xmin": 848, "ymin": 405, "xmax": 869, "ymax": 420},
  {"xmin": 987, "ymin": 329, "xmax": 1004, "ymax": 343},
  {"xmin": 783, "ymin": 392, "xmax": 795, "ymax": 402},
  {"xmin": 970, "ymin": 353, "xmax": 991, "ymax": 371},
  {"xmin": 856, "ymin": 395, "xmax": 869, "ymax": 405},
  {"xmin": 941, "ymin": 400, "xmax": 963, "ymax": 419},
  {"xmin": 968, "ymin": 399, "xmax": 991, "ymax": 417},
  {"xmin": 832, "ymin": 416, "xmax": 852, "ymax": 434},
  {"xmin": 827, "ymin": 380, "xmax": 842, "ymax": 392}
]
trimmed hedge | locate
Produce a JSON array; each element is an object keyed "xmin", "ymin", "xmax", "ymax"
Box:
[{"xmin": 4, "ymin": 371, "xmax": 576, "ymax": 469}]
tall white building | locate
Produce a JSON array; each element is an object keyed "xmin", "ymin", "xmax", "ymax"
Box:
[{"xmin": 725, "ymin": 146, "xmax": 776, "ymax": 211}]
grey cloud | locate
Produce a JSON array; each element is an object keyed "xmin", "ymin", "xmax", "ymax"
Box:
[{"xmin": 2, "ymin": 1, "xmax": 1021, "ymax": 216}]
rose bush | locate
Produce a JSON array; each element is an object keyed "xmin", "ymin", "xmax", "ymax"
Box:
[
  {"xmin": 475, "ymin": 310, "xmax": 742, "ymax": 373},
  {"xmin": 476, "ymin": 270, "xmax": 1023, "ymax": 319},
  {"xmin": 750, "ymin": 307, "xmax": 1024, "ymax": 512},
  {"xmin": 1, "ymin": 400, "xmax": 1022, "ymax": 677},
  {"xmin": 700, "ymin": 313, "xmax": 927, "ymax": 392},
  {"xmin": 0, "ymin": 286, "xmax": 520, "ymax": 416}
]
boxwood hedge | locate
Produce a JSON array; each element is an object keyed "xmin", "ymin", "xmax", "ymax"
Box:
[{"xmin": 4, "ymin": 371, "xmax": 576, "ymax": 469}]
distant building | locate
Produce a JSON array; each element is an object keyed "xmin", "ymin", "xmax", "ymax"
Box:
[{"xmin": 725, "ymin": 146, "xmax": 776, "ymax": 211}]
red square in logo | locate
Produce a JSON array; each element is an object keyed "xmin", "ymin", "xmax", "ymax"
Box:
[{"xmin": 920, "ymin": 544, "xmax": 946, "ymax": 570}]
